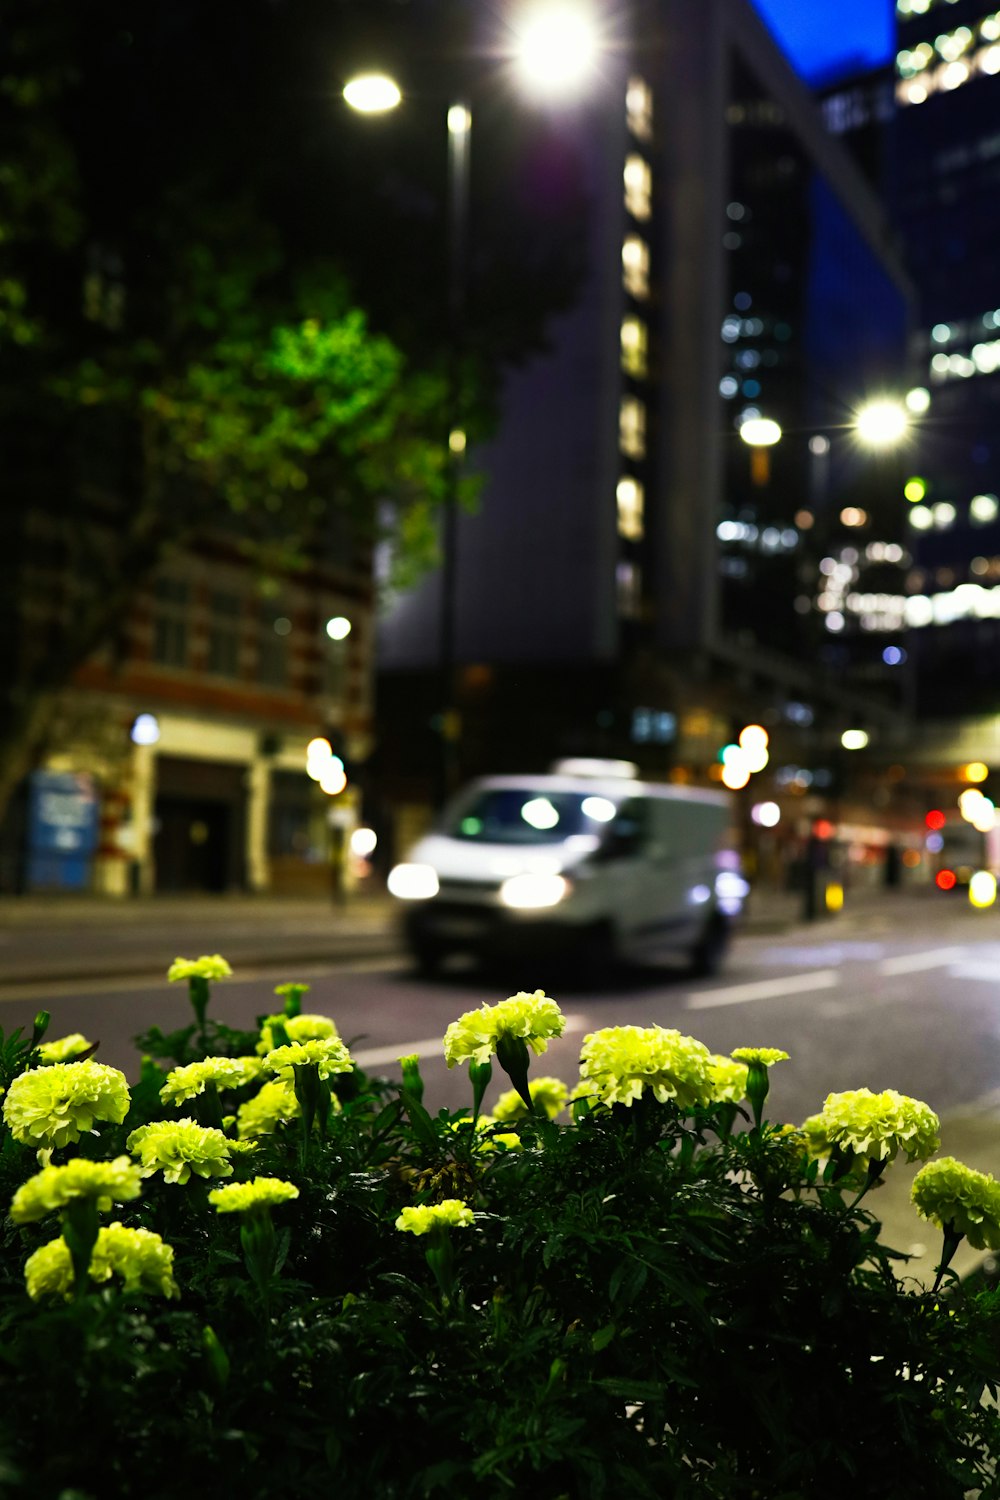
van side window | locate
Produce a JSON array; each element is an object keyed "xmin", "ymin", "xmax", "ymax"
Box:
[{"xmin": 595, "ymin": 797, "xmax": 648, "ymax": 860}]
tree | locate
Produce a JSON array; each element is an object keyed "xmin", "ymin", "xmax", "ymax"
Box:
[{"xmin": 0, "ymin": 0, "xmax": 589, "ymax": 819}]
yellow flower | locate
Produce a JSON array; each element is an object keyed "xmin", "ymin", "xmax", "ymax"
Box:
[
  {"xmin": 578, "ymin": 1025, "xmax": 714, "ymax": 1110},
  {"xmin": 256, "ymin": 1012, "xmax": 339, "ymax": 1056},
  {"xmin": 911, "ymin": 1157, "xmax": 1000, "ymax": 1251},
  {"xmin": 160, "ymin": 1056, "xmax": 264, "ymax": 1106},
  {"xmin": 126, "ymin": 1118, "xmax": 235, "ymax": 1185},
  {"xmin": 25, "ymin": 1223, "xmax": 179, "ymax": 1301},
  {"xmin": 801, "ymin": 1089, "xmax": 940, "ymax": 1171},
  {"xmin": 443, "ymin": 991, "xmax": 564, "ymax": 1068},
  {"xmin": 10, "ymin": 1156, "xmax": 142, "ymax": 1224},
  {"xmin": 492, "ymin": 1076, "xmax": 568, "ymax": 1122},
  {"xmin": 3, "ymin": 1061, "xmax": 130, "ymax": 1149},
  {"xmin": 731, "ymin": 1047, "xmax": 790, "ymax": 1068},
  {"xmin": 261, "ymin": 1036, "xmax": 353, "ymax": 1082},
  {"xmin": 236, "ymin": 1079, "xmax": 302, "ymax": 1138},
  {"xmin": 208, "ymin": 1177, "xmax": 300, "ymax": 1213},
  {"xmin": 395, "ymin": 1199, "xmax": 475, "ymax": 1234},
  {"xmin": 707, "ymin": 1055, "xmax": 749, "ymax": 1105},
  {"xmin": 167, "ymin": 954, "xmax": 232, "ymax": 983},
  {"xmin": 36, "ymin": 1033, "xmax": 94, "ymax": 1065}
]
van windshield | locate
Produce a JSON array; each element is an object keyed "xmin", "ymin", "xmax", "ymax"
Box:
[{"xmin": 445, "ymin": 787, "xmax": 621, "ymax": 845}]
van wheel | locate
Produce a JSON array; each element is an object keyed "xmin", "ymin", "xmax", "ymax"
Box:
[{"xmin": 690, "ymin": 913, "xmax": 729, "ymax": 978}]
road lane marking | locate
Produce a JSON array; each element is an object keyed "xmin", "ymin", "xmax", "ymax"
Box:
[
  {"xmin": 353, "ymin": 1013, "xmax": 589, "ymax": 1069},
  {"xmin": 877, "ymin": 947, "xmax": 966, "ymax": 976},
  {"xmin": 0, "ymin": 955, "xmax": 408, "ymax": 1005},
  {"xmin": 947, "ymin": 961, "xmax": 1000, "ymax": 984},
  {"xmin": 686, "ymin": 969, "xmax": 839, "ymax": 1011}
]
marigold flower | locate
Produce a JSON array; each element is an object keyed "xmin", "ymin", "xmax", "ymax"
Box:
[
  {"xmin": 256, "ymin": 1012, "xmax": 339, "ymax": 1056},
  {"xmin": 492, "ymin": 1076, "xmax": 568, "ymax": 1122},
  {"xmin": 36, "ymin": 1033, "xmax": 94, "ymax": 1065},
  {"xmin": 707, "ymin": 1055, "xmax": 749, "ymax": 1105},
  {"xmin": 127, "ymin": 1118, "xmax": 235, "ymax": 1185},
  {"xmin": 208, "ymin": 1177, "xmax": 300, "ymax": 1213},
  {"xmin": 578, "ymin": 1025, "xmax": 714, "ymax": 1111},
  {"xmin": 443, "ymin": 991, "xmax": 564, "ymax": 1069},
  {"xmin": 25, "ymin": 1222, "xmax": 179, "ymax": 1301},
  {"xmin": 236, "ymin": 1079, "xmax": 302, "ymax": 1138},
  {"xmin": 395, "ymin": 1199, "xmax": 475, "ymax": 1234},
  {"xmin": 160, "ymin": 1056, "xmax": 264, "ymax": 1106},
  {"xmin": 911, "ymin": 1157, "xmax": 1000, "ymax": 1251},
  {"xmin": 3, "ymin": 1061, "xmax": 130, "ymax": 1149},
  {"xmin": 261, "ymin": 1036, "xmax": 353, "ymax": 1082},
  {"xmin": 10, "ymin": 1156, "xmax": 142, "ymax": 1224},
  {"xmin": 802, "ymin": 1089, "xmax": 940, "ymax": 1171},
  {"xmin": 167, "ymin": 954, "xmax": 233, "ymax": 983},
  {"xmin": 731, "ymin": 1047, "xmax": 790, "ymax": 1068}
]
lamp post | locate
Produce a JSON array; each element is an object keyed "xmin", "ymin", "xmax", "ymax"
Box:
[{"xmin": 343, "ymin": 6, "xmax": 598, "ymax": 809}]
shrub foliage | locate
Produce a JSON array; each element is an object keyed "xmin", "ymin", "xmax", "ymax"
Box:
[{"xmin": 0, "ymin": 966, "xmax": 996, "ymax": 1499}]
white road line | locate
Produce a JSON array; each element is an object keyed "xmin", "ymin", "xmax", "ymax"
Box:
[
  {"xmin": 0, "ymin": 954, "xmax": 408, "ymax": 1005},
  {"xmin": 947, "ymin": 961, "xmax": 1000, "ymax": 984},
  {"xmin": 686, "ymin": 968, "xmax": 839, "ymax": 1011},
  {"xmin": 877, "ymin": 947, "xmax": 966, "ymax": 976},
  {"xmin": 353, "ymin": 1013, "xmax": 589, "ymax": 1069}
]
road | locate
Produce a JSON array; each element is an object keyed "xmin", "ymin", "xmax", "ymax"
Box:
[
  {"xmin": 1, "ymin": 889, "xmax": 998, "ymax": 1280},
  {"xmin": 0, "ymin": 891, "xmax": 997, "ymax": 1125}
]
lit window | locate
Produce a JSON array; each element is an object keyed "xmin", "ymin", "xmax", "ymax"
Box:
[
  {"xmin": 616, "ymin": 477, "xmax": 644, "ymax": 540},
  {"xmin": 620, "ymin": 316, "xmax": 648, "ymax": 377},
  {"xmin": 621, "ymin": 235, "xmax": 650, "ymax": 298},
  {"xmin": 938, "ymin": 58, "xmax": 970, "ymax": 88},
  {"xmin": 936, "ymin": 26, "xmax": 972, "ymax": 61},
  {"xmin": 971, "ymin": 493, "xmax": 999, "ymax": 524},
  {"xmin": 619, "ymin": 396, "xmax": 646, "ymax": 458},
  {"xmin": 623, "ymin": 154, "xmax": 652, "ymax": 220},
  {"xmin": 625, "ymin": 76, "xmax": 653, "ymax": 140}
]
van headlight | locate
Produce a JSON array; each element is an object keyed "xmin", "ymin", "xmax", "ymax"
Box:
[
  {"xmin": 499, "ymin": 873, "xmax": 570, "ymax": 910},
  {"xmin": 387, "ymin": 863, "xmax": 440, "ymax": 900}
]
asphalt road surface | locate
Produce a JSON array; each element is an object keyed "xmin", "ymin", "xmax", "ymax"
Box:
[{"xmin": 2, "ymin": 893, "xmax": 999, "ymax": 1134}]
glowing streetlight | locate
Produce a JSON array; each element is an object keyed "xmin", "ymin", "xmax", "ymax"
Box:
[
  {"xmin": 512, "ymin": 4, "xmax": 600, "ymax": 95},
  {"xmin": 342, "ymin": 74, "xmax": 402, "ymax": 114},
  {"xmin": 739, "ymin": 416, "xmax": 782, "ymax": 447},
  {"xmin": 840, "ymin": 729, "xmax": 869, "ymax": 750},
  {"xmin": 325, "ymin": 616, "xmax": 352, "ymax": 641},
  {"xmin": 855, "ymin": 399, "xmax": 908, "ymax": 447}
]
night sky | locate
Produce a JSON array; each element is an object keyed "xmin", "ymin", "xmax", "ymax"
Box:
[{"xmin": 753, "ymin": 0, "xmax": 895, "ymax": 84}]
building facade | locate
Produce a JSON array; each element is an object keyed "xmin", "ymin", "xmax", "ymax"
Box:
[
  {"xmin": 377, "ymin": 0, "xmax": 915, "ymax": 855},
  {"xmin": 891, "ymin": 0, "xmax": 1000, "ymax": 717},
  {"xmin": 0, "ymin": 528, "xmax": 374, "ymax": 897}
]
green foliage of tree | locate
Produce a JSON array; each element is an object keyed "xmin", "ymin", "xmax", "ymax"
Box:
[{"xmin": 0, "ymin": 0, "xmax": 588, "ymax": 814}]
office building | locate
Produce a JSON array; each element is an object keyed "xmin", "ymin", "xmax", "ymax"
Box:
[
  {"xmin": 377, "ymin": 0, "xmax": 914, "ymax": 835},
  {"xmin": 891, "ymin": 0, "xmax": 1000, "ymax": 716}
]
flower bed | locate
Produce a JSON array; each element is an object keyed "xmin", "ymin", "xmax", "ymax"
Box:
[{"xmin": 0, "ymin": 958, "xmax": 997, "ymax": 1498}]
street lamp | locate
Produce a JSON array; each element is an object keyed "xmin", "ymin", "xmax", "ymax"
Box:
[
  {"xmin": 342, "ymin": 8, "xmax": 598, "ymax": 808},
  {"xmin": 855, "ymin": 398, "xmax": 909, "ymax": 448}
]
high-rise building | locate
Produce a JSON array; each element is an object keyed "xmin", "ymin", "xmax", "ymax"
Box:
[
  {"xmin": 891, "ymin": 0, "xmax": 1000, "ymax": 716},
  {"xmin": 377, "ymin": 0, "xmax": 913, "ymax": 827}
]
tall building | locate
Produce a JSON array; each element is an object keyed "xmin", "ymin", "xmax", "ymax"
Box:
[
  {"xmin": 891, "ymin": 0, "xmax": 1000, "ymax": 716},
  {"xmin": 378, "ymin": 0, "xmax": 914, "ymax": 845}
]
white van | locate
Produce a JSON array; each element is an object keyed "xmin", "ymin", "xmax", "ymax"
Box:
[{"xmin": 387, "ymin": 759, "xmax": 744, "ymax": 976}]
